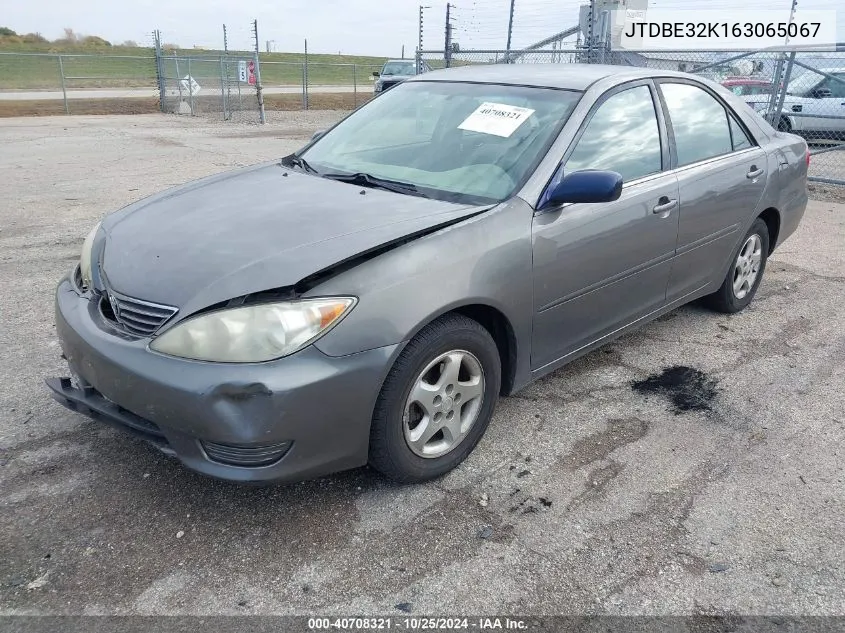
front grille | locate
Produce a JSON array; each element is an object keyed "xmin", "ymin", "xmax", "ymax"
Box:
[
  {"xmin": 100, "ymin": 290, "xmax": 178, "ymax": 336},
  {"xmin": 201, "ymin": 440, "xmax": 292, "ymax": 467}
]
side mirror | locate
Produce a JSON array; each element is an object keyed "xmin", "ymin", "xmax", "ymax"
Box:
[
  {"xmin": 310, "ymin": 130, "xmax": 326, "ymax": 142},
  {"xmin": 372, "ymin": 71, "xmax": 380, "ymax": 78},
  {"xmin": 540, "ymin": 170, "xmax": 623, "ymax": 210}
]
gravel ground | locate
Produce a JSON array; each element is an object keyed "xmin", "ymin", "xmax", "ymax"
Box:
[{"xmin": 0, "ymin": 114, "xmax": 844, "ymax": 617}]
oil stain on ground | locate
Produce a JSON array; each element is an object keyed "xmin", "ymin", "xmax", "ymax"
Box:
[{"xmin": 632, "ymin": 366, "xmax": 719, "ymax": 414}]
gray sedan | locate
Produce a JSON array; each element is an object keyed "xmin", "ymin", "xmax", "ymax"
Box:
[{"xmin": 47, "ymin": 64, "xmax": 809, "ymax": 484}]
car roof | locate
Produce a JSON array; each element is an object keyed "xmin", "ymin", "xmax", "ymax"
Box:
[
  {"xmin": 407, "ymin": 63, "xmax": 710, "ymax": 91},
  {"xmin": 384, "ymin": 59, "xmax": 415, "ymax": 64}
]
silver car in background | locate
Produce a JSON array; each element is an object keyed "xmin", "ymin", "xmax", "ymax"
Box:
[
  {"xmin": 48, "ymin": 65, "xmax": 808, "ymax": 485},
  {"xmin": 373, "ymin": 59, "xmax": 431, "ymax": 94}
]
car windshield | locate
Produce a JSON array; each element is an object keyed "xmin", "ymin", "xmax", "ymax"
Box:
[
  {"xmin": 382, "ymin": 62, "xmax": 416, "ymax": 76},
  {"xmin": 300, "ymin": 81, "xmax": 581, "ymax": 204}
]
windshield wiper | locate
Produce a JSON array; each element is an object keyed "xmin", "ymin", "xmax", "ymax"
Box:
[
  {"xmin": 281, "ymin": 153, "xmax": 319, "ymax": 174},
  {"xmin": 322, "ymin": 172, "xmax": 429, "ymax": 198}
]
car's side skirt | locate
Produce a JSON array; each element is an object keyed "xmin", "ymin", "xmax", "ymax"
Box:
[{"xmin": 526, "ymin": 282, "xmax": 712, "ymax": 386}]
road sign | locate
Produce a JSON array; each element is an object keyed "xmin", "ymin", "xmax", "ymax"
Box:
[
  {"xmin": 237, "ymin": 61, "xmax": 256, "ymax": 85},
  {"xmin": 180, "ymin": 75, "xmax": 201, "ymax": 96}
]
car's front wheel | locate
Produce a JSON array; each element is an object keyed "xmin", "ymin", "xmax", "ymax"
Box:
[
  {"xmin": 705, "ymin": 218, "xmax": 770, "ymax": 313},
  {"xmin": 369, "ymin": 314, "xmax": 501, "ymax": 483}
]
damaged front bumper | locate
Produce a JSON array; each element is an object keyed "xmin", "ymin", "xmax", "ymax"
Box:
[{"xmin": 47, "ymin": 276, "xmax": 399, "ymax": 483}]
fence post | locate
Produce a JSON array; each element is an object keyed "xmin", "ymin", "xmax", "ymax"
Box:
[
  {"xmin": 303, "ymin": 39, "xmax": 310, "ymax": 111},
  {"xmin": 444, "ymin": 3, "xmax": 452, "ymax": 68},
  {"xmin": 174, "ymin": 57, "xmax": 183, "ymax": 109},
  {"xmin": 353, "ymin": 64, "xmax": 357, "ymax": 108},
  {"xmin": 57, "ymin": 55, "xmax": 69, "ymax": 115},
  {"xmin": 187, "ymin": 56, "xmax": 194, "ymax": 115},
  {"xmin": 505, "ymin": 0, "xmax": 515, "ymax": 63},
  {"xmin": 252, "ymin": 20, "xmax": 266, "ymax": 124},
  {"xmin": 219, "ymin": 55, "xmax": 228, "ymax": 120},
  {"xmin": 153, "ymin": 30, "xmax": 166, "ymax": 113},
  {"xmin": 301, "ymin": 63, "xmax": 307, "ymax": 110},
  {"xmin": 766, "ymin": 55, "xmax": 785, "ymax": 127},
  {"xmin": 254, "ymin": 51, "xmax": 266, "ymax": 123},
  {"xmin": 771, "ymin": 51, "xmax": 797, "ymax": 129}
]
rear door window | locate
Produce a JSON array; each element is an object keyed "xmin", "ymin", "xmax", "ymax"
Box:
[{"xmin": 661, "ymin": 82, "xmax": 733, "ymax": 167}]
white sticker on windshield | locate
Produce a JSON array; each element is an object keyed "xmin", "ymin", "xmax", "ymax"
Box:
[{"xmin": 458, "ymin": 102, "xmax": 536, "ymax": 138}]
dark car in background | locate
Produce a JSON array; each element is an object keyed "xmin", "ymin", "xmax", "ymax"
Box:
[{"xmin": 373, "ymin": 59, "xmax": 432, "ymax": 94}]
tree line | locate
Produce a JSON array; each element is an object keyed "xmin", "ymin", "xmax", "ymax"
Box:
[{"xmin": 0, "ymin": 27, "xmax": 148, "ymax": 49}]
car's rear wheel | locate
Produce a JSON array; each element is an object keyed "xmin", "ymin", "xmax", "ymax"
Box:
[
  {"xmin": 777, "ymin": 116, "xmax": 792, "ymax": 132},
  {"xmin": 704, "ymin": 218, "xmax": 770, "ymax": 313},
  {"xmin": 369, "ymin": 314, "xmax": 501, "ymax": 483}
]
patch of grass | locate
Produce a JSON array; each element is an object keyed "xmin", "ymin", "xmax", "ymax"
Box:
[
  {"xmin": 0, "ymin": 92, "xmax": 367, "ymax": 117},
  {"xmin": 0, "ymin": 45, "xmax": 390, "ymax": 90},
  {"xmin": 263, "ymin": 93, "xmax": 372, "ymax": 111},
  {"xmin": 0, "ymin": 97, "xmax": 159, "ymax": 117}
]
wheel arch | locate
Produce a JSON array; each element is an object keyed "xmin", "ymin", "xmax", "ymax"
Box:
[
  {"xmin": 401, "ymin": 302, "xmax": 520, "ymax": 397},
  {"xmin": 776, "ymin": 114, "xmax": 795, "ymax": 132},
  {"xmin": 758, "ymin": 207, "xmax": 781, "ymax": 254}
]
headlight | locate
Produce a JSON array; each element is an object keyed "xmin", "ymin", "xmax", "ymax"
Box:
[
  {"xmin": 79, "ymin": 221, "xmax": 101, "ymax": 289},
  {"xmin": 149, "ymin": 298, "xmax": 356, "ymax": 362}
]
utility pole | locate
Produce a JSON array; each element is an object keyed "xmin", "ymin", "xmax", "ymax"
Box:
[
  {"xmin": 506, "ymin": 0, "xmax": 516, "ymax": 61},
  {"xmin": 223, "ymin": 24, "xmax": 228, "ymax": 53},
  {"xmin": 444, "ymin": 3, "xmax": 453, "ymax": 68},
  {"xmin": 251, "ymin": 19, "xmax": 266, "ymax": 124}
]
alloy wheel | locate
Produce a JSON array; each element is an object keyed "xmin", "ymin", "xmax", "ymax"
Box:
[
  {"xmin": 733, "ymin": 234, "xmax": 763, "ymax": 300},
  {"xmin": 403, "ymin": 350, "xmax": 485, "ymax": 458}
]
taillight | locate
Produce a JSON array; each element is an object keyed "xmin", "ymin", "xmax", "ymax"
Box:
[{"xmin": 806, "ymin": 147, "xmax": 811, "ymax": 167}]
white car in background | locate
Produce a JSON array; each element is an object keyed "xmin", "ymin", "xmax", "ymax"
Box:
[{"xmin": 774, "ymin": 68, "xmax": 845, "ymax": 140}]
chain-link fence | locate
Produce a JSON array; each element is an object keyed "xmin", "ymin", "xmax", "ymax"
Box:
[
  {"xmin": 157, "ymin": 54, "xmax": 260, "ymax": 122},
  {"xmin": 0, "ymin": 50, "xmax": 386, "ymax": 119},
  {"xmin": 259, "ymin": 61, "xmax": 383, "ymax": 111},
  {"xmin": 0, "ymin": 51, "xmax": 159, "ymax": 116},
  {"xmin": 418, "ymin": 47, "xmax": 845, "ymax": 186}
]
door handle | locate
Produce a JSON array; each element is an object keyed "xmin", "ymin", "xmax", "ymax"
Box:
[
  {"xmin": 747, "ymin": 167, "xmax": 764, "ymax": 179},
  {"xmin": 652, "ymin": 198, "xmax": 677, "ymax": 214}
]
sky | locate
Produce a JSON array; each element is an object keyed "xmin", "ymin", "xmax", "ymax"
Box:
[{"xmin": 2, "ymin": 0, "xmax": 843, "ymax": 56}]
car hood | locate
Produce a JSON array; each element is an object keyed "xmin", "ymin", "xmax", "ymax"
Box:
[
  {"xmin": 99, "ymin": 162, "xmax": 487, "ymax": 316},
  {"xmin": 379, "ymin": 75, "xmax": 411, "ymax": 84}
]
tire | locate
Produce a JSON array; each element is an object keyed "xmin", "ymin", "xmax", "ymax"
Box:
[
  {"xmin": 777, "ymin": 117, "xmax": 792, "ymax": 133},
  {"xmin": 704, "ymin": 218, "xmax": 770, "ymax": 314},
  {"xmin": 369, "ymin": 313, "xmax": 501, "ymax": 483}
]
